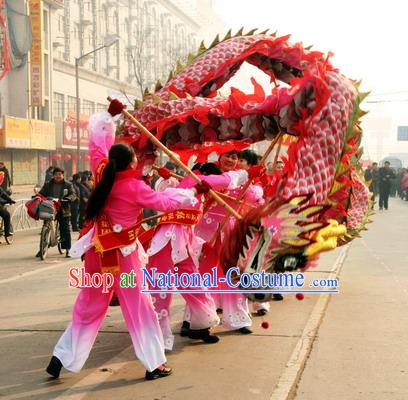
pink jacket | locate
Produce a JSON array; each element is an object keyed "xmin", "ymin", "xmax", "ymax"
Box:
[
  {"xmin": 148, "ymin": 170, "xmax": 248, "ymax": 266},
  {"xmin": 195, "ymin": 183, "xmax": 264, "ymax": 243}
]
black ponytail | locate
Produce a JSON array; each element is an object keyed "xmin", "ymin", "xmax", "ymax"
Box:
[{"xmin": 85, "ymin": 143, "xmax": 135, "ymax": 220}]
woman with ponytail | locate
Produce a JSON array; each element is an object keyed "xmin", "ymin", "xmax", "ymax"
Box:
[{"xmin": 45, "ymin": 108, "xmax": 201, "ymax": 381}]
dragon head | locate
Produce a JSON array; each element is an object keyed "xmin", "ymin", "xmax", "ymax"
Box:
[{"xmin": 119, "ymin": 29, "xmax": 371, "ymax": 294}]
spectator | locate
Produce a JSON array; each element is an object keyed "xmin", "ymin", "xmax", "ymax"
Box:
[
  {"xmin": 70, "ymin": 174, "xmax": 82, "ymax": 232},
  {"xmin": 44, "ymin": 166, "xmax": 54, "ymax": 184},
  {"xmin": 78, "ymin": 172, "xmax": 91, "ymax": 229},
  {"xmin": 275, "ymin": 160, "xmax": 284, "ymax": 173},
  {"xmin": 261, "ymin": 160, "xmax": 285, "ymax": 200},
  {"xmin": 0, "ymin": 186, "xmax": 15, "ymax": 238},
  {"xmin": 85, "ymin": 171, "xmax": 94, "ymax": 191},
  {"xmin": 38, "ymin": 168, "xmax": 76, "ymax": 257},
  {"xmin": 0, "ymin": 161, "xmax": 12, "ymax": 195},
  {"xmin": 378, "ymin": 161, "xmax": 396, "ymax": 210},
  {"xmin": 364, "ymin": 164, "xmax": 372, "ymax": 181},
  {"xmin": 400, "ymin": 169, "xmax": 408, "ymax": 201},
  {"xmin": 396, "ymin": 168, "xmax": 405, "ymax": 199},
  {"xmin": 364, "ymin": 162, "xmax": 380, "ymax": 203}
]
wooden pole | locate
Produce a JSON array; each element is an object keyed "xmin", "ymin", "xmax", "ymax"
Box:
[
  {"xmin": 108, "ymin": 97, "xmax": 241, "ymax": 220},
  {"xmin": 271, "ymin": 134, "xmax": 283, "ymax": 171}
]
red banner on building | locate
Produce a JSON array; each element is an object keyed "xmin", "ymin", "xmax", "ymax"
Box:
[
  {"xmin": 29, "ymin": 0, "xmax": 44, "ymax": 106},
  {"xmin": 62, "ymin": 111, "xmax": 89, "ymax": 148}
]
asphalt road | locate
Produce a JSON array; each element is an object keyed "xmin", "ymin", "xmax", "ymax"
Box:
[{"xmin": 0, "ymin": 198, "xmax": 407, "ymax": 400}]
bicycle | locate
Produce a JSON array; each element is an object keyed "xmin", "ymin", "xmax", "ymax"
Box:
[
  {"xmin": 38, "ymin": 198, "xmax": 64, "ymax": 260},
  {"xmin": 0, "ymin": 204, "xmax": 13, "ymax": 245}
]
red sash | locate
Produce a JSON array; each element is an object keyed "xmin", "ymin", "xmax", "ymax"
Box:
[
  {"xmin": 95, "ymin": 158, "xmax": 108, "ymax": 185},
  {"xmin": 157, "ymin": 208, "xmax": 201, "ymax": 226},
  {"xmin": 94, "ymin": 214, "xmax": 141, "ymax": 275}
]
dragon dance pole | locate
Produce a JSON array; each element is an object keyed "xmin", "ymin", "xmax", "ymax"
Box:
[
  {"xmin": 107, "ymin": 96, "xmax": 242, "ymax": 220},
  {"xmin": 270, "ymin": 134, "xmax": 283, "ymax": 171},
  {"xmin": 208, "ymin": 132, "xmax": 283, "ymax": 247}
]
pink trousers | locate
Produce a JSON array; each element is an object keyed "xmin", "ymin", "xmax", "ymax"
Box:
[
  {"xmin": 198, "ymin": 244, "xmax": 252, "ymax": 330},
  {"xmin": 53, "ymin": 248, "xmax": 166, "ymax": 373},
  {"xmin": 148, "ymin": 243, "xmax": 219, "ymax": 350}
]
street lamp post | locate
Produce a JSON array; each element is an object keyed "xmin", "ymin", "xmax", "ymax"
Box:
[{"xmin": 75, "ymin": 36, "xmax": 119, "ymax": 172}]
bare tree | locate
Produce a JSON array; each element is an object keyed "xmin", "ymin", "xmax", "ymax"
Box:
[{"xmin": 127, "ymin": 22, "xmax": 157, "ymax": 99}]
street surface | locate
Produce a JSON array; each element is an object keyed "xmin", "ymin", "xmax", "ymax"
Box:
[{"xmin": 0, "ymin": 198, "xmax": 407, "ymax": 400}]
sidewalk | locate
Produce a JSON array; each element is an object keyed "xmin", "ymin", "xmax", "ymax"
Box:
[{"xmin": 296, "ymin": 198, "xmax": 408, "ymax": 399}]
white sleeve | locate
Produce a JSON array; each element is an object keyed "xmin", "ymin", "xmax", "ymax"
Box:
[
  {"xmin": 226, "ymin": 170, "xmax": 248, "ymax": 189},
  {"xmin": 252, "ymin": 185, "xmax": 264, "ymax": 201},
  {"xmin": 162, "ymin": 187, "xmax": 198, "ymax": 207}
]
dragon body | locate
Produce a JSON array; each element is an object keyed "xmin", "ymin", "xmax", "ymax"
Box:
[{"xmin": 119, "ymin": 30, "xmax": 371, "ymax": 295}]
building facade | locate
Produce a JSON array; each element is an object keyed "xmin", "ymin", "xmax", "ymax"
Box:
[
  {"xmin": 0, "ymin": 0, "xmax": 224, "ymax": 185},
  {"xmin": 361, "ymin": 98, "xmax": 408, "ymax": 167}
]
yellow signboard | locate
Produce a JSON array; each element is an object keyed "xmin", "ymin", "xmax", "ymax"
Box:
[
  {"xmin": 30, "ymin": 119, "xmax": 56, "ymax": 150},
  {"xmin": 29, "ymin": 0, "xmax": 43, "ymax": 107},
  {"xmin": 1, "ymin": 116, "xmax": 30, "ymax": 148}
]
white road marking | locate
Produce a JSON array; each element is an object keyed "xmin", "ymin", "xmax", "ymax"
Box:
[{"xmin": 269, "ymin": 245, "xmax": 350, "ymax": 400}]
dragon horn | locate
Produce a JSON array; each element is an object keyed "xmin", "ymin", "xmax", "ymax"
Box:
[
  {"xmin": 358, "ymin": 91, "xmax": 371, "ymax": 101},
  {"xmin": 155, "ymin": 80, "xmax": 163, "ymax": 92},
  {"xmin": 187, "ymin": 53, "xmax": 195, "ymax": 65},
  {"xmin": 355, "ymin": 108, "xmax": 369, "ymax": 119},
  {"xmin": 209, "ymin": 34, "xmax": 220, "ymax": 48},
  {"xmin": 168, "ymin": 91, "xmax": 180, "ymax": 100},
  {"xmin": 150, "ymin": 94, "xmax": 163, "ymax": 104},
  {"xmin": 198, "ymin": 40, "xmax": 207, "ymax": 54},
  {"xmin": 235, "ymin": 27, "xmax": 244, "ymax": 36},
  {"xmin": 166, "ymin": 70, "xmax": 174, "ymax": 83},
  {"xmin": 143, "ymin": 88, "xmax": 150, "ymax": 100},
  {"xmin": 245, "ymin": 28, "xmax": 257, "ymax": 35},
  {"xmin": 354, "ymin": 80, "xmax": 363, "ymax": 89},
  {"xmin": 176, "ymin": 60, "xmax": 185, "ymax": 72},
  {"xmin": 223, "ymin": 29, "xmax": 232, "ymax": 41}
]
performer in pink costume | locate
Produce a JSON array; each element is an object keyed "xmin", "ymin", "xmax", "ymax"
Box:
[
  {"xmin": 194, "ymin": 150, "xmax": 264, "ymax": 334},
  {"xmin": 237, "ymin": 149, "xmax": 272, "ymax": 315},
  {"xmin": 147, "ymin": 162, "xmax": 248, "ymax": 350},
  {"xmin": 46, "ymin": 108, "xmax": 199, "ymax": 381}
]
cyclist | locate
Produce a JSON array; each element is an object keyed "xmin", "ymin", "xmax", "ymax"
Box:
[
  {"xmin": 37, "ymin": 167, "xmax": 76, "ymax": 257},
  {"xmin": 0, "ymin": 186, "xmax": 15, "ymax": 238}
]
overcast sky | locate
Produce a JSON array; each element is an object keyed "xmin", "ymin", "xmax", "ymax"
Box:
[{"xmin": 213, "ymin": 0, "xmax": 408, "ymax": 98}]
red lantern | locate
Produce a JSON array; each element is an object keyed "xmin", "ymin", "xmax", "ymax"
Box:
[
  {"xmin": 64, "ymin": 154, "xmax": 72, "ymax": 161},
  {"xmin": 52, "ymin": 153, "xmax": 62, "ymax": 160}
]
